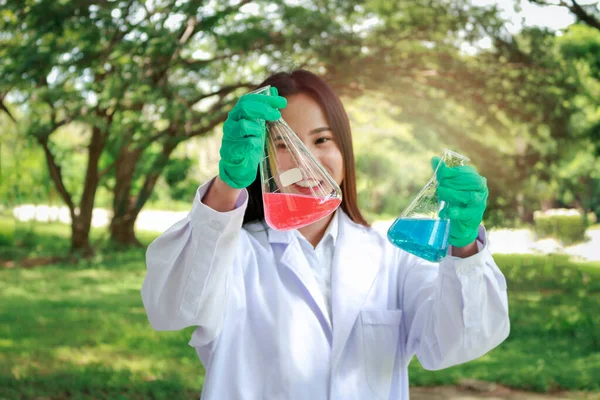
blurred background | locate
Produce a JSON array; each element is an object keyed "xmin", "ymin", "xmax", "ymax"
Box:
[{"xmin": 0, "ymin": 0, "xmax": 599, "ymax": 399}]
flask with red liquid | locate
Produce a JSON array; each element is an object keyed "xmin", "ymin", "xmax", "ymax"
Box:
[{"xmin": 252, "ymin": 86, "xmax": 342, "ymax": 231}]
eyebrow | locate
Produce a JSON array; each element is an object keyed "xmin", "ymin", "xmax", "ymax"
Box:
[
  {"xmin": 309, "ymin": 127, "xmax": 332, "ymax": 135},
  {"xmin": 273, "ymin": 127, "xmax": 331, "ymax": 141}
]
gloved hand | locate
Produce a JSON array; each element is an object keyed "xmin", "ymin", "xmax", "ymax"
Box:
[
  {"xmin": 219, "ymin": 87, "xmax": 287, "ymax": 189},
  {"xmin": 432, "ymin": 156, "xmax": 488, "ymax": 248}
]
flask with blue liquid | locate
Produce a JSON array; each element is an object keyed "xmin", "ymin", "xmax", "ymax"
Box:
[{"xmin": 387, "ymin": 149, "xmax": 470, "ymax": 262}]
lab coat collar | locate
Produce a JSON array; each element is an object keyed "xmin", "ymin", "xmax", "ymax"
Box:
[
  {"xmin": 323, "ymin": 209, "xmax": 339, "ymax": 247},
  {"xmin": 293, "ymin": 209, "xmax": 339, "ymax": 249},
  {"xmin": 267, "ymin": 209, "xmax": 340, "ymax": 246},
  {"xmin": 269, "ymin": 210, "xmax": 341, "ymax": 339},
  {"xmin": 266, "ymin": 225, "xmax": 295, "ymax": 245}
]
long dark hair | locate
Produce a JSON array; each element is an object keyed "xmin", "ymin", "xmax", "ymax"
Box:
[{"xmin": 242, "ymin": 69, "xmax": 369, "ymax": 227}]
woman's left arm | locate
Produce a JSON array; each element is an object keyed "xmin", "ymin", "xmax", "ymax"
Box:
[{"xmin": 401, "ymin": 158, "xmax": 510, "ymax": 370}]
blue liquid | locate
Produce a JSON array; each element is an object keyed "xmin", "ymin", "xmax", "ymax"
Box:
[{"xmin": 387, "ymin": 218, "xmax": 450, "ymax": 262}]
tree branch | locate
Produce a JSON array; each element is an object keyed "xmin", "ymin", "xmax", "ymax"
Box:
[
  {"xmin": 179, "ymin": 17, "xmax": 198, "ymax": 44},
  {"xmin": 135, "ymin": 126, "xmax": 173, "ymax": 150},
  {"xmin": 528, "ymin": 0, "xmax": 564, "ymax": 6},
  {"xmin": 196, "ymin": 0, "xmax": 253, "ymax": 40},
  {"xmin": 186, "ymin": 82, "xmax": 255, "ymax": 108},
  {"xmin": 568, "ymin": 0, "xmax": 600, "ymax": 31},
  {"xmin": 150, "ymin": 0, "xmax": 255, "ymax": 87},
  {"xmin": 181, "ymin": 50, "xmax": 246, "ymax": 69},
  {"xmin": 136, "ymin": 82, "xmax": 252, "ymax": 148},
  {"xmin": 528, "ymin": 0, "xmax": 600, "ymax": 30},
  {"xmin": 187, "ymin": 110, "xmax": 230, "ymax": 138},
  {"xmin": 78, "ymin": 125, "xmax": 107, "ymax": 219},
  {"xmin": 98, "ymin": 159, "xmax": 117, "ymax": 180},
  {"xmin": 37, "ymin": 135, "xmax": 76, "ymax": 217},
  {"xmin": 131, "ymin": 139, "xmax": 179, "ymax": 215},
  {"xmin": 0, "ymin": 94, "xmax": 17, "ymax": 124}
]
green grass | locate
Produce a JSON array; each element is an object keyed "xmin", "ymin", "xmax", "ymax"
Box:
[
  {"xmin": 1, "ymin": 219, "xmax": 599, "ymax": 398},
  {"xmin": 409, "ymin": 254, "xmax": 600, "ymax": 392},
  {"xmin": 0, "ymin": 217, "xmax": 158, "ymax": 262}
]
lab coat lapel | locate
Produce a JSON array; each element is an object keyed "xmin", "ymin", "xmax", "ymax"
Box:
[
  {"xmin": 279, "ymin": 238, "xmax": 333, "ymax": 336},
  {"xmin": 331, "ymin": 212, "xmax": 381, "ymax": 370}
]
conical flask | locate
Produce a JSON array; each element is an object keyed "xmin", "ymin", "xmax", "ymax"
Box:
[
  {"xmin": 251, "ymin": 85, "xmax": 342, "ymax": 231},
  {"xmin": 387, "ymin": 149, "xmax": 470, "ymax": 262}
]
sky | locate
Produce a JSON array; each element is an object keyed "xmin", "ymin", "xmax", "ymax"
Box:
[
  {"xmin": 472, "ymin": 0, "xmax": 578, "ymax": 33},
  {"xmin": 462, "ymin": 0, "xmax": 591, "ymax": 53}
]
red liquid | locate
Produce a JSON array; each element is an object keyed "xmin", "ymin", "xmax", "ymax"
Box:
[{"xmin": 263, "ymin": 193, "xmax": 342, "ymax": 231}]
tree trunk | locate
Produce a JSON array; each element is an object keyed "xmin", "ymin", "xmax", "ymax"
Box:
[
  {"xmin": 109, "ymin": 140, "xmax": 177, "ymax": 246},
  {"xmin": 69, "ymin": 126, "xmax": 106, "ymax": 255},
  {"xmin": 109, "ymin": 212, "xmax": 141, "ymax": 247},
  {"xmin": 109, "ymin": 145, "xmax": 142, "ymax": 246},
  {"xmin": 514, "ymin": 136, "xmax": 535, "ymax": 224},
  {"xmin": 71, "ymin": 215, "xmax": 94, "ymax": 256},
  {"xmin": 39, "ymin": 124, "xmax": 106, "ymax": 256}
]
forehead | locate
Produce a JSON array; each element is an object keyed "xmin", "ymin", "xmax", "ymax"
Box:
[{"xmin": 280, "ymin": 93, "xmax": 329, "ymax": 135}]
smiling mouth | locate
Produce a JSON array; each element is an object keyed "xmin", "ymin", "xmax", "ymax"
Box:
[{"xmin": 294, "ymin": 179, "xmax": 322, "ymax": 188}]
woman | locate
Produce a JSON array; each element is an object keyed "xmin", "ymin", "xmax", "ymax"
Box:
[{"xmin": 142, "ymin": 70, "xmax": 510, "ymax": 400}]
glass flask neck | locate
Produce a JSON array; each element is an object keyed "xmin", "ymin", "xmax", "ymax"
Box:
[{"xmin": 440, "ymin": 148, "xmax": 470, "ymax": 168}]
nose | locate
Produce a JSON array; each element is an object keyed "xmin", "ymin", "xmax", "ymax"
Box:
[{"xmin": 301, "ymin": 140, "xmax": 324, "ymax": 160}]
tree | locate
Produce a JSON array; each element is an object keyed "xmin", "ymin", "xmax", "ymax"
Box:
[
  {"xmin": 0, "ymin": 0, "xmax": 365, "ymax": 252},
  {"xmin": 552, "ymin": 24, "xmax": 600, "ymax": 216},
  {"xmin": 321, "ymin": 0, "xmax": 597, "ymax": 223},
  {"xmin": 319, "ymin": 1, "xmax": 566, "ymax": 222}
]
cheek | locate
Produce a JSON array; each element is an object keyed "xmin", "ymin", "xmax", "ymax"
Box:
[
  {"xmin": 277, "ymin": 150, "xmax": 294, "ymax": 166},
  {"xmin": 323, "ymin": 147, "xmax": 344, "ymax": 179},
  {"xmin": 337, "ymin": 153, "xmax": 345, "ymax": 181}
]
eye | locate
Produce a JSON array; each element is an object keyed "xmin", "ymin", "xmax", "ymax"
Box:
[
  {"xmin": 315, "ymin": 137, "xmax": 332, "ymax": 145},
  {"xmin": 276, "ymin": 141, "xmax": 288, "ymax": 150}
]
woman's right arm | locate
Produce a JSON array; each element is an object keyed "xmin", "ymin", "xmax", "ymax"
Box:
[
  {"xmin": 141, "ymin": 88, "xmax": 286, "ymax": 342},
  {"xmin": 141, "ymin": 177, "xmax": 248, "ymax": 337},
  {"xmin": 201, "ymin": 175, "xmax": 242, "ymax": 211}
]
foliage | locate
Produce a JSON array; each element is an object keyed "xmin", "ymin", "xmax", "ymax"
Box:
[
  {"xmin": 550, "ymin": 24, "xmax": 600, "ymax": 218},
  {"xmin": 0, "ymin": 110, "xmax": 53, "ymax": 207},
  {"xmin": 533, "ymin": 209, "xmax": 597, "ymax": 245},
  {"xmin": 325, "ymin": 0, "xmax": 600, "ymax": 225},
  {"xmin": 347, "ymin": 95, "xmax": 434, "ymax": 218},
  {"xmin": 0, "ymin": 0, "xmax": 369, "ymax": 248},
  {"xmin": 1, "ymin": 0, "xmax": 599, "ymax": 248}
]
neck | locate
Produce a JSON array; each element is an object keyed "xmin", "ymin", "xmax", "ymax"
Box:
[{"xmin": 298, "ymin": 213, "xmax": 335, "ymax": 248}]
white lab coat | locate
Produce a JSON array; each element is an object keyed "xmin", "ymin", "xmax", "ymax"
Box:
[{"xmin": 142, "ymin": 179, "xmax": 510, "ymax": 400}]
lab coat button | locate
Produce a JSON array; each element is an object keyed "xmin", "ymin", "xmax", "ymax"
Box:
[{"xmin": 209, "ymin": 220, "xmax": 222, "ymax": 230}]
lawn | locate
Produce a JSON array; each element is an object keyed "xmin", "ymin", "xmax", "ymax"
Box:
[{"xmin": 1, "ymin": 218, "xmax": 599, "ymax": 399}]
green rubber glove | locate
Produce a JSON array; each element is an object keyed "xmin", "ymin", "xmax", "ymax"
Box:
[
  {"xmin": 432, "ymin": 156, "xmax": 488, "ymax": 248},
  {"xmin": 219, "ymin": 87, "xmax": 287, "ymax": 189}
]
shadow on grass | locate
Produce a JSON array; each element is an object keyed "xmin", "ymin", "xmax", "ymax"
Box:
[
  {"xmin": 1, "ymin": 364, "xmax": 200, "ymax": 400},
  {"xmin": 0, "ymin": 217, "xmax": 158, "ymax": 265}
]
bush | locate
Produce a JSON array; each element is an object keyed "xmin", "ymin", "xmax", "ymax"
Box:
[{"xmin": 533, "ymin": 209, "xmax": 597, "ymax": 245}]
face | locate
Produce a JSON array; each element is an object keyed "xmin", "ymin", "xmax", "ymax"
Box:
[{"xmin": 274, "ymin": 92, "xmax": 344, "ymax": 195}]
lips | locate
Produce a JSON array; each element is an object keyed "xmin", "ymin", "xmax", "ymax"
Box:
[
  {"xmin": 292, "ymin": 179, "xmax": 323, "ymax": 194},
  {"xmin": 294, "ymin": 179, "xmax": 321, "ymax": 188}
]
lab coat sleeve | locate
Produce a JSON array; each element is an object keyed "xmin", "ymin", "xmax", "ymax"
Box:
[
  {"xmin": 401, "ymin": 226, "xmax": 510, "ymax": 370},
  {"xmin": 141, "ymin": 177, "xmax": 248, "ymax": 338}
]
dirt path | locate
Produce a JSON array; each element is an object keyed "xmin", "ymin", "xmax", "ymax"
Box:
[{"xmin": 410, "ymin": 385, "xmax": 599, "ymax": 399}]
